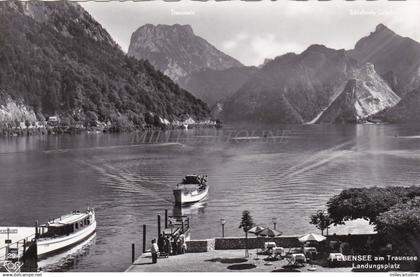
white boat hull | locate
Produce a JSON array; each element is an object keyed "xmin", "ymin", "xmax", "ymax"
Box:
[
  {"xmin": 37, "ymin": 221, "xmax": 96, "ymax": 258},
  {"xmin": 174, "ymin": 186, "xmax": 209, "ymax": 205}
]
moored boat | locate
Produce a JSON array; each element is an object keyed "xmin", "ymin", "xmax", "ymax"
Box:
[
  {"xmin": 173, "ymin": 175, "xmax": 209, "ymax": 205},
  {"xmin": 36, "ymin": 208, "xmax": 96, "ymax": 258}
]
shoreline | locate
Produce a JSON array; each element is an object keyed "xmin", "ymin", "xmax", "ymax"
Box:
[{"xmin": 0, "ymin": 122, "xmax": 221, "ymax": 138}]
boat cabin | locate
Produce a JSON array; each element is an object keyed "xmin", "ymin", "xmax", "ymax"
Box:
[
  {"xmin": 182, "ymin": 175, "xmax": 207, "ymax": 185},
  {"xmin": 38, "ymin": 211, "xmax": 93, "ymax": 238}
]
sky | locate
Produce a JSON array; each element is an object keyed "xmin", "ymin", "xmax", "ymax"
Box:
[{"xmin": 80, "ymin": 1, "xmax": 420, "ymax": 66}]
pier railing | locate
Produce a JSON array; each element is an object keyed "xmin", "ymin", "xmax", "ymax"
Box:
[
  {"xmin": 168, "ymin": 215, "xmax": 190, "ymax": 236},
  {"xmin": 130, "ymin": 210, "xmax": 192, "ymax": 265},
  {"xmin": 0, "ymin": 233, "xmax": 36, "ymax": 262}
]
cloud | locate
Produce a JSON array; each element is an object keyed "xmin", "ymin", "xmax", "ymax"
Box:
[
  {"xmin": 249, "ymin": 34, "xmax": 304, "ymax": 66},
  {"xmin": 236, "ymin": 32, "xmax": 249, "ymax": 41},
  {"xmin": 221, "ymin": 32, "xmax": 250, "ymax": 52},
  {"xmin": 222, "ymin": 32, "xmax": 304, "ymax": 66},
  {"xmin": 222, "ymin": 40, "xmax": 238, "ymax": 51}
]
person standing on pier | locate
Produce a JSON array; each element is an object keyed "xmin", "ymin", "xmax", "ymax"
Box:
[
  {"xmin": 165, "ymin": 235, "xmax": 172, "ymax": 256},
  {"xmin": 178, "ymin": 234, "xmax": 187, "ymax": 254},
  {"xmin": 151, "ymin": 239, "xmax": 159, "ymax": 264},
  {"xmin": 158, "ymin": 233, "xmax": 165, "ymax": 255}
]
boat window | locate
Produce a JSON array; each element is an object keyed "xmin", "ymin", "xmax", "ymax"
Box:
[
  {"xmin": 44, "ymin": 224, "xmax": 75, "ymax": 237},
  {"xmin": 183, "ymin": 175, "xmax": 200, "ymax": 184},
  {"xmin": 75, "ymin": 223, "xmax": 79, "ymax": 229},
  {"xmin": 68, "ymin": 224, "xmax": 74, "ymax": 234}
]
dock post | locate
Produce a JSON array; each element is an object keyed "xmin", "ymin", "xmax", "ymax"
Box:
[
  {"xmin": 157, "ymin": 214, "xmax": 161, "ymax": 237},
  {"xmin": 35, "ymin": 220, "xmax": 39, "ymax": 239},
  {"xmin": 131, "ymin": 243, "xmax": 135, "ymax": 264},
  {"xmin": 142, "ymin": 225, "xmax": 146, "ymax": 253},
  {"xmin": 165, "ymin": 209, "xmax": 168, "ymax": 229},
  {"xmin": 23, "ymin": 239, "xmax": 26, "ymax": 262}
]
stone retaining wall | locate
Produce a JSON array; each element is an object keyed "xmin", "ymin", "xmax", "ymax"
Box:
[
  {"xmin": 214, "ymin": 236, "xmax": 301, "ymax": 250},
  {"xmin": 186, "ymin": 234, "xmax": 376, "ymax": 253},
  {"xmin": 186, "ymin": 239, "xmax": 215, "ymax": 253}
]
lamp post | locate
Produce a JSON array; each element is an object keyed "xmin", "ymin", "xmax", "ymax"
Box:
[
  {"xmin": 272, "ymin": 217, "xmax": 277, "ymax": 230},
  {"xmin": 323, "ymin": 210, "xmax": 330, "ymax": 236},
  {"xmin": 220, "ymin": 219, "xmax": 226, "ymax": 238}
]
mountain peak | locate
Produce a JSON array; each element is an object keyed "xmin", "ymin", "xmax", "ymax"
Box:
[
  {"xmin": 305, "ymin": 44, "xmax": 329, "ymax": 52},
  {"xmin": 139, "ymin": 24, "xmax": 194, "ymax": 34},
  {"xmin": 128, "ymin": 23, "xmax": 243, "ymax": 82},
  {"xmin": 351, "ymin": 23, "xmax": 420, "ymax": 97},
  {"xmin": 170, "ymin": 24, "xmax": 194, "ymax": 33},
  {"xmin": 375, "ymin": 23, "xmax": 391, "ymax": 32},
  {"xmin": 302, "ymin": 44, "xmax": 340, "ymax": 56},
  {"xmin": 374, "ymin": 23, "xmax": 393, "ymax": 34}
]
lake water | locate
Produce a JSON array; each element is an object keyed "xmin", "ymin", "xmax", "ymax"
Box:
[{"xmin": 1, "ymin": 124, "xmax": 420, "ymax": 271}]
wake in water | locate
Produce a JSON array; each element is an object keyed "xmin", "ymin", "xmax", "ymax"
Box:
[
  {"xmin": 77, "ymin": 158, "xmax": 173, "ymax": 204},
  {"xmin": 38, "ymin": 234, "xmax": 96, "ymax": 272},
  {"xmin": 281, "ymin": 141, "xmax": 356, "ymax": 181},
  {"xmin": 43, "ymin": 142, "xmax": 186, "ymax": 155},
  {"xmin": 391, "ymin": 135, "xmax": 420, "ymax": 139},
  {"xmin": 268, "ymin": 139, "xmax": 356, "ymax": 183}
]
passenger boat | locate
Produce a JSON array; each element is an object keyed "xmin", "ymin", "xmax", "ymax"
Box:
[
  {"xmin": 36, "ymin": 208, "xmax": 96, "ymax": 258},
  {"xmin": 173, "ymin": 175, "xmax": 209, "ymax": 205}
]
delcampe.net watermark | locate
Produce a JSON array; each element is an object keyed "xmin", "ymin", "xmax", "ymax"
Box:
[
  {"xmin": 1, "ymin": 253, "xmax": 42, "ymax": 277},
  {"xmin": 2, "ymin": 253, "xmax": 23, "ymax": 273}
]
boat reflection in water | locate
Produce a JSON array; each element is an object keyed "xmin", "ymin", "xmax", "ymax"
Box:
[
  {"xmin": 172, "ymin": 200, "xmax": 208, "ymax": 218},
  {"xmin": 38, "ymin": 233, "xmax": 96, "ymax": 272}
]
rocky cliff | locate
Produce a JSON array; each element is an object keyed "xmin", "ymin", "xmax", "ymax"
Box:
[
  {"xmin": 350, "ymin": 24, "xmax": 420, "ymax": 97},
  {"xmin": 0, "ymin": 91, "xmax": 37, "ymax": 124},
  {"xmin": 221, "ymin": 45, "xmax": 359, "ymax": 123},
  {"xmin": 375, "ymin": 86, "xmax": 420, "ymax": 123},
  {"xmin": 316, "ymin": 63, "xmax": 400, "ymax": 123},
  {"xmin": 128, "ymin": 24, "xmax": 243, "ymax": 82}
]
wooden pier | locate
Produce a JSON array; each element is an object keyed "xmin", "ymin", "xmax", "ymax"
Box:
[
  {"xmin": 130, "ymin": 209, "xmax": 191, "ymax": 265},
  {"xmin": 0, "ymin": 227, "xmax": 38, "ymax": 272},
  {"xmin": 165, "ymin": 215, "xmax": 190, "ymax": 240}
]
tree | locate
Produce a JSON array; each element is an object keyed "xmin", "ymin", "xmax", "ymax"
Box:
[
  {"xmin": 110, "ymin": 115, "xmax": 134, "ymax": 132},
  {"xmin": 310, "ymin": 210, "xmax": 332, "ymax": 235},
  {"xmin": 85, "ymin": 111, "xmax": 98, "ymax": 128},
  {"xmin": 238, "ymin": 210, "xmax": 254, "ymax": 257},
  {"xmin": 24, "ymin": 119, "xmax": 30, "ymax": 129},
  {"xmin": 14, "ymin": 119, "xmax": 20, "ymax": 128},
  {"xmin": 376, "ymin": 197, "xmax": 420, "ymax": 270},
  {"xmin": 325, "ymin": 186, "xmax": 420, "ymax": 270},
  {"xmin": 327, "ymin": 186, "xmax": 420, "ymax": 225},
  {"xmin": 60, "ymin": 115, "xmax": 73, "ymax": 127}
]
